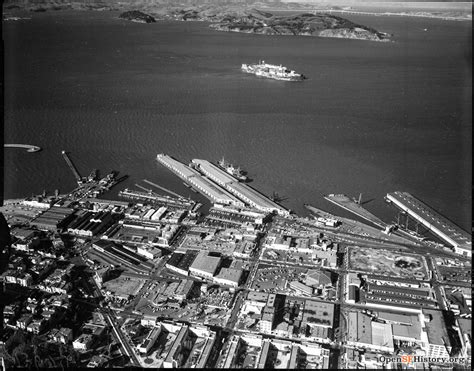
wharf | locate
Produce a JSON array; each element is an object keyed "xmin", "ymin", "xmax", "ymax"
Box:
[
  {"xmin": 304, "ymin": 204, "xmax": 339, "ymax": 220},
  {"xmin": 192, "ymin": 158, "xmax": 289, "ymax": 216},
  {"xmin": 324, "ymin": 194, "xmax": 386, "ymax": 228},
  {"xmin": 156, "ymin": 154, "xmax": 245, "ymax": 207},
  {"xmin": 304, "ymin": 203, "xmax": 419, "ymax": 246},
  {"xmin": 386, "ymin": 191, "xmax": 471, "ymax": 256},
  {"xmin": 118, "ymin": 188, "xmax": 194, "ymax": 209}
]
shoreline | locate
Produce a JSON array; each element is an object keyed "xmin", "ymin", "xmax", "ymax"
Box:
[{"xmin": 2, "ymin": 5, "xmax": 472, "ymax": 22}]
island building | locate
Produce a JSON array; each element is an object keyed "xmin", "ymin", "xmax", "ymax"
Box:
[
  {"xmin": 157, "ymin": 154, "xmax": 244, "ymax": 207},
  {"xmin": 191, "ymin": 159, "xmax": 289, "ymax": 216},
  {"xmin": 386, "ymin": 191, "xmax": 471, "ymax": 256}
]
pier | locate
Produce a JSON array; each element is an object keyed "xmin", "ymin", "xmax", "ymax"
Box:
[
  {"xmin": 118, "ymin": 188, "xmax": 194, "ymax": 209},
  {"xmin": 143, "ymin": 179, "xmax": 187, "ymax": 200},
  {"xmin": 156, "ymin": 154, "xmax": 244, "ymax": 207},
  {"xmin": 324, "ymin": 194, "xmax": 386, "ymax": 228},
  {"xmin": 4, "ymin": 144, "xmax": 42, "ymax": 152},
  {"xmin": 61, "ymin": 150, "xmax": 83, "ymax": 185},
  {"xmin": 386, "ymin": 191, "xmax": 472, "ymax": 257}
]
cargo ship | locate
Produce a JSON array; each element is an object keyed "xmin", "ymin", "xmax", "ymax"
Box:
[
  {"xmin": 218, "ymin": 157, "xmax": 248, "ymax": 182},
  {"xmin": 241, "ymin": 61, "xmax": 305, "ymax": 81}
]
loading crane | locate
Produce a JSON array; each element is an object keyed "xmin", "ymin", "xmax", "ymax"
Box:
[{"xmin": 61, "ymin": 150, "xmax": 83, "ymax": 186}]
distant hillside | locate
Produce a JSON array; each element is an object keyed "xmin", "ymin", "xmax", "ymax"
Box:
[
  {"xmin": 3, "ymin": 0, "xmax": 390, "ymax": 41},
  {"xmin": 209, "ymin": 10, "xmax": 390, "ymax": 41}
]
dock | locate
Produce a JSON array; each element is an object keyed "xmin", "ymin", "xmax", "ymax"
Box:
[
  {"xmin": 324, "ymin": 194, "xmax": 386, "ymax": 228},
  {"xmin": 386, "ymin": 191, "xmax": 471, "ymax": 257},
  {"xmin": 143, "ymin": 179, "xmax": 187, "ymax": 200},
  {"xmin": 304, "ymin": 204, "xmax": 339, "ymax": 220},
  {"xmin": 156, "ymin": 154, "xmax": 245, "ymax": 207},
  {"xmin": 118, "ymin": 188, "xmax": 194, "ymax": 209}
]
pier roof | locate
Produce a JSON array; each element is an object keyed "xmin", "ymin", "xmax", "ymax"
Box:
[
  {"xmin": 192, "ymin": 159, "xmax": 236, "ymax": 185},
  {"xmin": 228, "ymin": 182, "xmax": 285, "ymax": 211},
  {"xmin": 387, "ymin": 192, "xmax": 471, "ymax": 251}
]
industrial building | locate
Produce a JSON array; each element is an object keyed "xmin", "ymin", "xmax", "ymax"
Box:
[
  {"xmin": 138, "ymin": 326, "xmax": 162, "ymax": 354},
  {"xmin": 30, "ymin": 206, "xmax": 75, "ymax": 231},
  {"xmin": 165, "ymin": 250, "xmax": 199, "ymax": 276},
  {"xmin": 189, "ymin": 251, "xmax": 221, "ymax": 280},
  {"xmin": 214, "ymin": 267, "xmax": 242, "ymax": 288}
]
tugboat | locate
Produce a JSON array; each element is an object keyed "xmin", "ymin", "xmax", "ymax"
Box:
[{"xmin": 218, "ymin": 157, "xmax": 248, "ymax": 182}]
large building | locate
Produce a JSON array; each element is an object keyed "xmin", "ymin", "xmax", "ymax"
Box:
[
  {"xmin": 189, "ymin": 251, "xmax": 221, "ymax": 280},
  {"xmin": 165, "ymin": 250, "xmax": 199, "ymax": 276},
  {"xmin": 138, "ymin": 326, "xmax": 161, "ymax": 354},
  {"xmin": 422, "ymin": 309, "xmax": 452, "ymax": 358},
  {"xmin": 346, "ymin": 311, "xmax": 394, "ymax": 353},
  {"xmin": 214, "ymin": 267, "xmax": 242, "ymax": 288}
]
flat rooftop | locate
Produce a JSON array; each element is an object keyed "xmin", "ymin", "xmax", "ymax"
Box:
[
  {"xmin": 387, "ymin": 191, "xmax": 471, "ymax": 250},
  {"xmin": 423, "ymin": 309, "xmax": 451, "ymax": 346},
  {"xmin": 157, "ymin": 154, "xmax": 197, "ymax": 179},
  {"xmin": 377, "ymin": 312, "xmax": 422, "ymax": 341},
  {"xmin": 302, "ymin": 300, "xmax": 334, "ymax": 327},
  {"xmin": 215, "ymin": 268, "xmax": 242, "ymax": 284},
  {"xmin": 192, "ymin": 159, "xmax": 236, "ymax": 185},
  {"xmin": 189, "ymin": 251, "xmax": 221, "ymax": 275},
  {"xmin": 228, "ymin": 181, "xmax": 286, "ymax": 211},
  {"xmin": 187, "ymin": 175, "xmax": 241, "ymax": 204}
]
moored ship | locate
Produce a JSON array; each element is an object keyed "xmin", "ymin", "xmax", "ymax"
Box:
[
  {"xmin": 218, "ymin": 157, "xmax": 248, "ymax": 182},
  {"xmin": 241, "ymin": 61, "xmax": 305, "ymax": 81}
]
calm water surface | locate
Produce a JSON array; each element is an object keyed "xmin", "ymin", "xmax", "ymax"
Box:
[{"xmin": 3, "ymin": 11, "xmax": 472, "ymax": 230}]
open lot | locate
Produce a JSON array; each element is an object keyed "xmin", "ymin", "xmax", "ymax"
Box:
[
  {"xmin": 262, "ymin": 248, "xmax": 314, "ymax": 266},
  {"xmin": 251, "ymin": 264, "xmax": 307, "ymax": 294},
  {"xmin": 134, "ymin": 286, "xmax": 233, "ymax": 328},
  {"xmin": 436, "ymin": 265, "xmax": 471, "ymax": 284},
  {"xmin": 348, "ymin": 247, "xmax": 428, "ymax": 280},
  {"xmin": 103, "ymin": 275, "xmax": 147, "ymax": 299}
]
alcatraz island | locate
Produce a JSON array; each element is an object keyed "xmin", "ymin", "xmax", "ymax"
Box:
[{"xmin": 0, "ymin": 151, "xmax": 471, "ymax": 369}]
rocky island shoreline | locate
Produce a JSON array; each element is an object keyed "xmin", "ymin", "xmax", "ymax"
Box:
[
  {"xmin": 3, "ymin": 1, "xmax": 392, "ymax": 42},
  {"xmin": 205, "ymin": 10, "xmax": 391, "ymax": 42},
  {"xmin": 119, "ymin": 10, "xmax": 155, "ymax": 24}
]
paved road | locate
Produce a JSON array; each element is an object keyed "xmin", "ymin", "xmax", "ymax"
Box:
[{"xmin": 101, "ymin": 307, "xmax": 141, "ymax": 366}]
